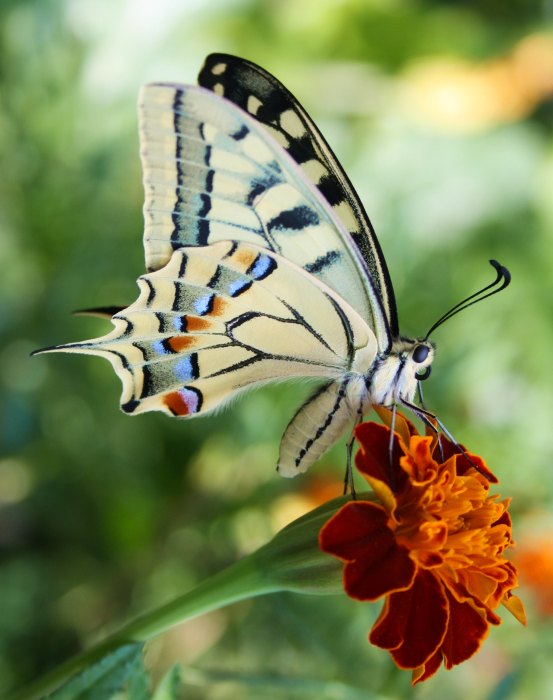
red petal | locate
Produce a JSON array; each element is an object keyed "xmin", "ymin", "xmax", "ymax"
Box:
[
  {"xmin": 412, "ymin": 649, "xmax": 443, "ymax": 685},
  {"xmin": 344, "ymin": 540, "xmax": 416, "ymax": 601},
  {"xmin": 440, "ymin": 590, "xmax": 490, "ymax": 668},
  {"xmin": 440, "ymin": 440, "xmax": 497, "ymax": 483},
  {"xmin": 355, "ymin": 423, "xmax": 406, "ymax": 491},
  {"xmin": 319, "ymin": 502, "xmax": 391, "ymax": 561},
  {"xmin": 370, "ymin": 569, "xmax": 448, "ymax": 668}
]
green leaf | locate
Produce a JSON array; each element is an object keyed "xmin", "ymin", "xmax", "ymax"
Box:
[
  {"xmin": 152, "ymin": 666, "xmax": 182, "ymax": 700},
  {"xmin": 48, "ymin": 643, "xmax": 147, "ymax": 700}
]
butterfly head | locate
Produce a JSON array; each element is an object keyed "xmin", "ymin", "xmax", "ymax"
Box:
[{"xmin": 367, "ymin": 337, "xmax": 435, "ymax": 409}]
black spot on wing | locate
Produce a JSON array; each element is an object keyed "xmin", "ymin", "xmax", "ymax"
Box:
[
  {"xmin": 198, "ymin": 193, "xmax": 211, "ymax": 218},
  {"xmin": 285, "ymin": 133, "xmax": 315, "ymax": 165},
  {"xmin": 318, "ymin": 173, "xmax": 345, "ymax": 207},
  {"xmin": 268, "ymin": 205, "xmax": 320, "ymax": 232},
  {"xmin": 232, "ymin": 124, "xmax": 249, "ymax": 140},
  {"xmin": 122, "ymin": 399, "xmax": 140, "ymax": 414},
  {"xmin": 304, "ymin": 250, "xmax": 341, "ymax": 275},
  {"xmin": 197, "ymin": 218, "xmax": 210, "ymax": 245}
]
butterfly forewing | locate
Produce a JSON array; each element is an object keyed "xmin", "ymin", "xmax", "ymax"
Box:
[
  {"xmin": 140, "ymin": 82, "xmax": 391, "ymax": 351},
  {"xmin": 198, "ymin": 52, "xmax": 398, "ymax": 341}
]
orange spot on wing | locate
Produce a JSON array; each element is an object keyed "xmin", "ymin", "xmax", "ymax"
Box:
[
  {"xmin": 168, "ymin": 336, "xmax": 196, "ymax": 352},
  {"xmin": 209, "ymin": 296, "xmax": 227, "ymax": 316},
  {"xmin": 163, "ymin": 391, "xmax": 191, "ymax": 415},
  {"xmin": 186, "ymin": 316, "xmax": 211, "ymax": 331},
  {"xmin": 235, "ymin": 249, "xmax": 257, "ymax": 269}
]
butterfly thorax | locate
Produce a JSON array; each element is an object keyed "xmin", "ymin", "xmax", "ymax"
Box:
[{"xmin": 366, "ymin": 337, "xmax": 435, "ymax": 408}]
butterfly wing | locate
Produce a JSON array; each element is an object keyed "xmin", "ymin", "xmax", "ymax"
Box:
[
  {"xmin": 140, "ymin": 82, "xmax": 391, "ymax": 352},
  {"xmin": 198, "ymin": 53, "xmax": 399, "ymax": 341},
  {"xmin": 43, "ymin": 243, "xmax": 376, "ymax": 461}
]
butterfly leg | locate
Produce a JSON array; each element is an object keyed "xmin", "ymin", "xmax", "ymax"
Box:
[
  {"xmin": 400, "ymin": 397, "xmax": 492, "ymax": 482},
  {"xmin": 417, "ymin": 382, "xmax": 444, "ymax": 461},
  {"xmin": 343, "ymin": 401, "xmax": 364, "ymax": 498},
  {"xmin": 387, "ymin": 403, "xmax": 398, "ymax": 492}
]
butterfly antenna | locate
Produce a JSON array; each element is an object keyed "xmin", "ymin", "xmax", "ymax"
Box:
[
  {"xmin": 344, "ymin": 405, "xmax": 363, "ymax": 498},
  {"xmin": 425, "ymin": 260, "xmax": 511, "ymax": 339}
]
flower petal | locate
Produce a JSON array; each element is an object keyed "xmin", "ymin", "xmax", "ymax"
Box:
[
  {"xmin": 344, "ymin": 540, "xmax": 416, "ymax": 601},
  {"xmin": 412, "ymin": 649, "xmax": 443, "ymax": 685},
  {"xmin": 370, "ymin": 569, "xmax": 449, "ymax": 668},
  {"xmin": 440, "ymin": 590, "xmax": 489, "ymax": 668},
  {"xmin": 319, "ymin": 502, "xmax": 390, "ymax": 561},
  {"xmin": 319, "ymin": 502, "xmax": 416, "ymax": 600},
  {"xmin": 355, "ymin": 422, "xmax": 406, "ymax": 498},
  {"xmin": 502, "ymin": 593, "xmax": 527, "ymax": 625}
]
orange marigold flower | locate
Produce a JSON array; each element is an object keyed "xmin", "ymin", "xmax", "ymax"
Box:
[{"xmin": 319, "ymin": 413, "xmax": 526, "ymax": 685}]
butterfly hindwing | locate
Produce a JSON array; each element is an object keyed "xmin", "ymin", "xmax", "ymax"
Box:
[
  {"xmin": 48, "ymin": 243, "xmax": 377, "ymax": 441},
  {"xmin": 198, "ymin": 53, "xmax": 398, "ymax": 341},
  {"xmin": 139, "ymin": 82, "xmax": 391, "ymax": 351}
]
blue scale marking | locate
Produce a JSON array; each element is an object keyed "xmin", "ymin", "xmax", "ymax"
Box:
[
  {"xmin": 251, "ymin": 255, "xmax": 272, "ymax": 279},
  {"xmin": 152, "ymin": 340, "xmax": 169, "ymax": 355},
  {"xmin": 228, "ymin": 278, "xmax": 251, "ymax": 297},
  {"xmin": 194, "ymin": 294, "xmax": 213, "ymax": 315},
  {"xmin": 174, "ymin": 355, "xmax": 196, "ymax": 382}
]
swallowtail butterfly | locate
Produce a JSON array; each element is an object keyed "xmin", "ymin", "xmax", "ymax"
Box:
[{"xmin": 38, "ymin": 54, "xmax": 510, "ymax": 477}]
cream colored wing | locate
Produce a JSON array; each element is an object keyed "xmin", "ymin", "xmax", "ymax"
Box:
[
  {"xmin": 139, "ymin": 83, "xmax": 391, "ymax": 351},
  {"xmin": 41, "ymin": 242, "xmax": 377, "ymax": 462}
]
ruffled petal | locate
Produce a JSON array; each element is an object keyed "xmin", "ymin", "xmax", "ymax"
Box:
[
  {"xmin": 502, "ymin": 593, "xmax": 527, "ymax": 625},
  {"xmin": 319, "ymin": 502, "xmax": 416, "ymax": 600},
  {"xmin": 370, "ymin": 570, "xmax": 449, "ymax": 668},
  {"xmin": 412, "ymin": 649, "xmax": 443, "ymax": 685},
  {"xmin": 355, "ymin": 422, "xmax": 406, "ymax": 495},
  {"xmin": 319, "ymin": 502, "xmax": 391, "ymax": 561},
  {"xmin": 440, "ymin": 590, "xmax": 489, "ymax": 668},
  {"xmin": 344, "ymin": 540, "xmax": 416, "ymax": 600}
]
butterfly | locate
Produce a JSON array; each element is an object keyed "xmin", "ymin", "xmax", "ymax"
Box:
[{"xmin": 38, "ymin": 54, "xmax": 510, "ymax": 478}]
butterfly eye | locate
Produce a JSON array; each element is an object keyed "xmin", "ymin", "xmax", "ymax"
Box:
[
  {"xmin": 413, "ymin": 344, "xmax": 430, "ymax": 363},
  {"xmin": 416, "ymin": 366, "xmax": 432, "ymax": 381}
]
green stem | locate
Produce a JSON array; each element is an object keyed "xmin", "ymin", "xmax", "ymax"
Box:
[
  {"xmin": 11, "ymin": 494, "xmax": 353, "ymax": 700},
  {"xmin": 11, "ymin": 554, "xmax": 276, "ymax": 700}
]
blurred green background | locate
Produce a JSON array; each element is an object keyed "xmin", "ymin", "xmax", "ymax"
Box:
[{"xmin": 1, "ymin": 0, "xmax": 553, "ymax": 697}]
